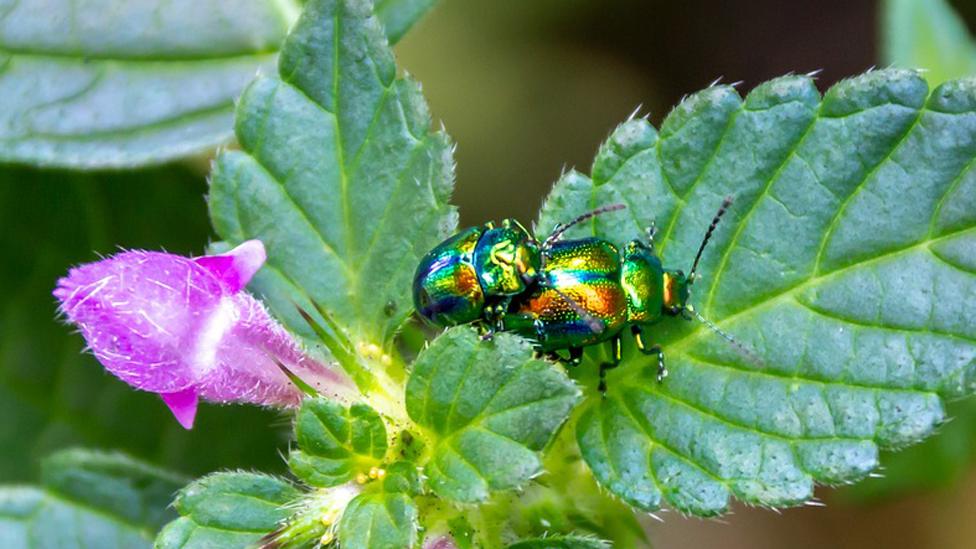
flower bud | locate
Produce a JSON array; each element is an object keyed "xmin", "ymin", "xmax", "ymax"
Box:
[{"xmin": 54, "ymin": 240, "xmax": 354, "ymax": 428}]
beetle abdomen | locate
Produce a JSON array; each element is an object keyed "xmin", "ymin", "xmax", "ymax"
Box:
[
  {"xmin": 412, "ymin": 226, "xmax": 485, "ymax": 325},
  {"xmin": 506, "ymin": 238, "xmax": 627, "ymax": 350}
]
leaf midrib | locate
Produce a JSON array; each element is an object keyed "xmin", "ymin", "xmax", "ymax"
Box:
[
  {"xmin": 0, "ymin": 44, "xmax": 282, "ymax": 63},
  {"xmin": 667, "ymin": 223, "xmax": 976, "ymax": 358}
]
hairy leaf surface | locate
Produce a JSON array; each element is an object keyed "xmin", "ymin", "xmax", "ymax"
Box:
[
  {"xmin": 406, "ymin": 328, "xmax": 580, "ymax": 503},
  {"xmin": 0, "ymin": 449, "xmax": 185, "ymax": 548},
  {"xmin": 538, "ymin": 69, "xmax": 976, "ymax": 515},
  {"xmin": 289, "ymin": 398, "xmax": 388, "ymax": 487},
  {"xmin": 155, "ymin": 472, "xmax": 299, "ymax": 548},
  {"xmin": 209, "ymin": 0, "xmax": 456, "ymax": 352}
]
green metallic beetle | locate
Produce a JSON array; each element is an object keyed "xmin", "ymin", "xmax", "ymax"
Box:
[
  {"xmin": 412, "ymin": 218, "xmax": 542, "ymax": 328},
  {"xmin": 413, "ymin": 198, "xmax": 735, "ymax": 391},
  {"xmin": 503, "ymin": 198, "xmax": 731, "ymax": 390}
]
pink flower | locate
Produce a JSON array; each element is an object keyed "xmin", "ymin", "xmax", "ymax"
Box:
[{"xmin": 54, "ymin": 240, "xmax": 354, "ymax": 429}]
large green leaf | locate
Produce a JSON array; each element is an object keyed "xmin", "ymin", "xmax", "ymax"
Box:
[
  {"xmin": 536, "ymin": 69, "xmax": 976, "ymax": 515},
  {"xmin": 0, "ymin": 449, "xmax": 186, "ymax": 548},
  {"xmin": 882, "ymin": 0, "xmax": 976, "ymax": 85},
  {"xmin": 0, "ymin": 166, "xmax": 286, "ymax": 482},
  {"xmin": 209, "ymin": 0, "xmax": 456, "ymax": 355},
  {"xmin": 0, "ymin": 0, "xmax": 433, "ymax": 169},
  {"xmin": 288, "ymin": 398, "xmax": 388, "ymax": 487},
  {"xmin": 406, "ymin": 328, "xmax": 580, "ymax": 503},
  {"xmin": 0, "ymin": 0, "xmax": 299, "ymax": 168},
  {"xmin": 872, "ymin": 0, "xmax": 976, "ymax": 501},
  {"xmin": 155, "ymin": 472, "xmax": 300, "ymax": 549}
]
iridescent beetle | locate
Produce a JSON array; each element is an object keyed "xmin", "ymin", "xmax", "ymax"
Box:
[
  {"xmin": 412, "ymin": 198, "xmax": 737, "ymax": 391},
  {"xmin": 412, "ymin": 218, "xmax": 542, "ymax": 328}
]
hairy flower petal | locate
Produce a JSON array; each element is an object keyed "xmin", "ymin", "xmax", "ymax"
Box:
[{"xmin": 54, "ymin": 240, "xmax": 354, "ymax": 428}]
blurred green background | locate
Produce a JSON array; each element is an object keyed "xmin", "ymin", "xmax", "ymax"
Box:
[{"xmin": 2, "ymin": 0, "xmax": 976, "ymax": 547}]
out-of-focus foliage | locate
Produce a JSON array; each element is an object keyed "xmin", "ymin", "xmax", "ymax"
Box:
[
  {"xmin": 0, "ymin": 449, "xmax": 186, "ymax": 548},
  {"xmin": 882, "ymin": 0, "xmax": 976, "ymax": 86},
  {"xmin": 376, "ymin": 0, "xmax": 439, "ymax": 43},
  {"xmin": 0, "ymin": 0, "xmax": 437, "ymax": 169},
  {"xmin": 0, "ymin": 0, "xmax": 299, "ymax": 168},
  {"xmin": 0, "ymin": 166, "xmax": 288, "ymax": 481}
]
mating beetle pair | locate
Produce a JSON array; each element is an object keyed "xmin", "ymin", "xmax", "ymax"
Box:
[{"xmin": 412, "ymin": 199, "xmax": 733, "ymax": 391}]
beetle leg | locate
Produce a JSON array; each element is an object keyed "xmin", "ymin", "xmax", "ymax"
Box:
[
  {"xmin": 545, "ymin": 348, "xmax": 582, "ymax": 368},
  {"xmin": 479, "ymin": 298, "xmax": 511, "ymax": 341},
  {"xmin": 567, "ymin": 347, "xmax": 584, "ymax": 367},
  {"xmin": 532, "ymin": 318, "xmax": 547, "ymax": 342},
  {"xmin": 598, "ymin": 336, "xmax": 623, "ymax": 394},
  {"xmin": 646, "ymin": 221, "xmax": 657, "ymax": 250},
  {"xmin": 632, "ymin": 326, "xmax": 667, "ymax": 382}
]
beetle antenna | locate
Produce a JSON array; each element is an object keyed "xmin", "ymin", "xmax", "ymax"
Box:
[
  {"xmin": 690, "ymin": 308, "xmax": 763, "ymax": 367},
  {"xmin": 548, "ymin": 285, "xmax": 605, "ymax": 334},
  {"xmin": 544, "ymin": 203, "xmax": 626, "ymax": 247},
  {"xmin": 688, "ymin": 196, "xmax": 734, "ymax": 283}
]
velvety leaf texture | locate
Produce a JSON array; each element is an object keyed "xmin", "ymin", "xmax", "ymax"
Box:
[
  {"xmin": 406, "ymin": 328, "xmax": 581, "ymax": 503},
  {"xmin": 536, "ymin": 69, "xmax": 976, "ymax": 515},
  {"xmin": 0, "ymin": 450, "xmax": 185, "ymax": 548},
  {"xmin": 0, "ymin": 0, "xmax": 299, "ymax": 168},
  {"xmin": 155, "ymin": 472, "xmax": 299, "ymax": 549},
  {"xmin": 288, "ymin": 398, "xmax": 388, "ymax": 487},
  {"xmin": 209, "ymin": 0, "xmax": 457, "ymax": 350}
]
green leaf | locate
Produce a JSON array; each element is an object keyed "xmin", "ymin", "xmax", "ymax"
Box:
[
  {"xmin": 376, "ymin": 0, "xmax": 438, "ymax": 44},
  {"xmin": 406, "ymin": 328, "xmax": 580, "ymax": 503},
  {"xmin": 338, "ymin": 493, "xmax": 417, "ymax": 549},
  {"xmin": 156, "ymin": 472, "xmax": 300, "ymax": 549},
  {"xmin": 0, "ymin": 450, "xmax": 186, "ymax": 548},
  {"xmin": 40, "ymin": 448, "xmax": 187, "ymax": 532},
  {"xmin": 0, "ymin": 487, "xmax": 152, "ymax": 548},
  {"xmin": 882, "ymin": 0, "xmax": 976, "ymax": 85},
  {"xmin": 337, "ymin": 463, "xmax": 420, "ymax": 549},
  {"xmin": 0, "ymin": 166, "xmax": 287, "ymax": 482},
  {"xmin": 0, "ymin": 0, "xmax": 299, "ymax": 168},
  {"xmin": 208, "ymin": 0, "xmax": 456, "ymax": 354},
  {"xmin": 840, "ymin": 397, "xmax": 976, "ymax": 501},
  {"xmin": 288, "ymin": 398, "xmax": 388, "ymax": 487},
  {"xmin": 507, "ymin": 537, "xmax": 609, "ymax": 549},
  {"xmin": 537, "ymin": 69, "xmax": 976, "ymax": 515}
]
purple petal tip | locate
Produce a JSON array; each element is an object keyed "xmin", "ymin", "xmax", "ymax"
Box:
[
  {"xmin": 161, "ymin": 389, "xmax": 199, "ymax": 429},
  {"xmin": 194, "ymin": 240, "xmax": 266, "ymax": 293}
]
